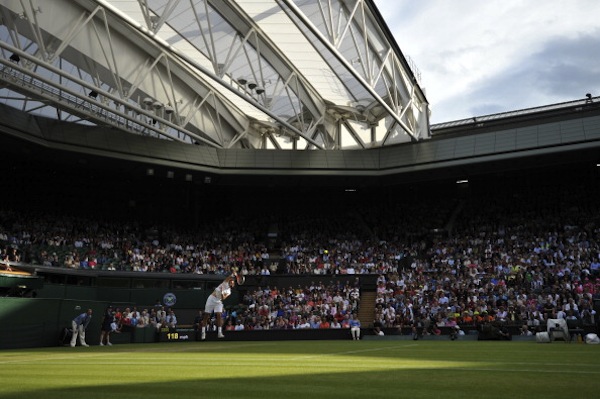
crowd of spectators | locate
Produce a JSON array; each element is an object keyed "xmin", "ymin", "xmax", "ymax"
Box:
[
  {"xmin": 100, "ymin": 304, "xmax": 180, "ymax": 334},
  {"xmin": 363, "ymin": 178, "xmax": 600, "ymax": 334},
  {"xmin": 216, "ymin": 279, "xmax": 362, "ymax": 331},
  {"xmin": 0, "ymin": 209, "xmax": 271, "ymax": 275},
  {"xmin": 2, "ymin": 169, "xmax": 600, "ymax": 335}
]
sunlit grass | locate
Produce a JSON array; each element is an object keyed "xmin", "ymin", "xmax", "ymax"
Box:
[{"xmin": 1, "ymin": 340, "xmax": 599, "ymax": 399}]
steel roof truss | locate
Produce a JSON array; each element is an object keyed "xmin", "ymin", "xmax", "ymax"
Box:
[
  {"xmin": 137, "ymin": 0, "xmax": 179, "ymax": 33},
  {"xmin": 283, "ymin": 0, "xmax": 421, "ymax": 143},
  {"xmin": 206, "ymin": 0, "xmax": 325, "ymax": 137},
  {"xmin": 341, "ymin": 119, "xmax": 367, "ymax": 149},
  {"xmin": 0, "ymin": 42, "xmax": 222, "ymax": 147}
]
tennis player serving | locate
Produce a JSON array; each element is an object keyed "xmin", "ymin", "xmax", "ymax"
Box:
[{"xmin": 200, "ymin": 270, "xmax": 244, "ymax": 340}]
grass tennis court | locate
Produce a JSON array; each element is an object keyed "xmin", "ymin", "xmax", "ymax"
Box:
[{"xmin": 1, "ymin": 340, "xmax": 599, "ymax": 399}]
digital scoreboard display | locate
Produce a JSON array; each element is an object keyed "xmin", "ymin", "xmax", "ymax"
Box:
[{"xmin": 157, "ymin": 328, "xmax": 196, "ymax": 342}]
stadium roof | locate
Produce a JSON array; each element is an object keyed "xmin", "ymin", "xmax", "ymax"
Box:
[
  {"xmin": 1, "ymin": 1, "xmax": 599, "ymax": 187},
  {"xmin": 0, "ymin": 0, "xmax": 429, "ymax": 150}
]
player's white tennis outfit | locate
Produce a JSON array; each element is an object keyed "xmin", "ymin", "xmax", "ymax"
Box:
[{"xmin": 204, "ymin": 280, "xmax": 232, "ymax": 313}]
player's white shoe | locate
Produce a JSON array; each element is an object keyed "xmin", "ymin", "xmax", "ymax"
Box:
[{"xmin": 218, "ymin": 333, "xmax": 225, "ymax": 339}]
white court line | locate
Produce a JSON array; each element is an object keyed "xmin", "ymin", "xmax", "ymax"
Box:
[
  {"xmin": 0, "ymin": 352, "xmax": 122, "ymax": 365},
  {"xmin": 291, "ymin": 343, "xmax": 419, "ymax": 360},
  {"xmin": 442, "ymin": 367, "xmax": 600, "ymax": 375},
  {"xmin": 0, "ymin": 342, "xmax": 275, "ymax": 365}
]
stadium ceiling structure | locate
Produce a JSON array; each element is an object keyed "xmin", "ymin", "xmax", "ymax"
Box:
[{"xmin": 0, "ymin": 0, "xmax": 429, "ymax": 151}]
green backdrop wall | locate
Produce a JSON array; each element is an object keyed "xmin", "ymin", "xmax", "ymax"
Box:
[
  {"xmin": 0, "ymin": 285, "xmax": 225, "ymax": 349},
  {"xmin": 0, "ymin": 297, "xmax": 116, "ymax": 349}
]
